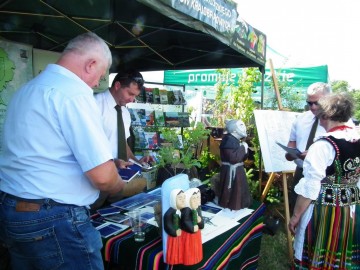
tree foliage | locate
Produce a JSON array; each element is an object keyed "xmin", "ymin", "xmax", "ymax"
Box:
[
  {"xmin": 208, "ymin": 68, "xmax": 260, "ymax": 128},
  {"xmin": 265, "ymin": 71, "xmax": 304, "ymax": 111},
  {"xmin": 331, "ymin": 80, "xmax": 360, "ymax": 122},
  {"xmin": 331, "ymin": 80, "xmax": 350, "ymax": 93}
]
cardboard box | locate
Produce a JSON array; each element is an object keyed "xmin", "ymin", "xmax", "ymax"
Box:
[{"xmin": 142, "ymin": 168, "xmax": 158, "ymax": 190}]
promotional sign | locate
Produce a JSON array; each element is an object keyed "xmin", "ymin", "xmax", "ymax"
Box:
[
  {"xmin": 141, "ymin": 0, "xmax": 266, "ymax": 66},
  {"xmin": 164, "ymin": 65, "xmax": 328, "ymax": 87},
  {"xmin": 165, "ymin": 65, "xmax": 329, "ymax": 106},
  {"xmin": 163, "ymin": 0, "xmax": 238, "ymax": 34}
]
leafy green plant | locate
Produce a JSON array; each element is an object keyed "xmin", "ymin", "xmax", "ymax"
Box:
[
  {"xmin": 198, "ymin": 147, "xmax": 217, "ymax": 169},
  {"xmin": 245, "ymin": 167, "xmax": 282, "ymax": 204},
  {"xmin": 245, "ymin": 168, "xmax": 281, "ymax": 204},
  {"xmin": 209, "ymin": 68, "xmax": 260, "ymax": 128},
  {"xmin": 246, "ymin": 168, "xmax": 260, "ymax": 200},
  {"xmin": 249, "ymin": 126, "xmax": 261, "ymax": 169},
  {"xmin": 156, "ymin": 122, "xmax": 211, "ymax": 176},
  {"xmin": 265, "ymin": 186, "xmax": 281, "ymax": 204}
]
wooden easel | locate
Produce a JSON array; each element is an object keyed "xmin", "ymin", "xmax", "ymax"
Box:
[
  {"xmin": 260, "ymin": 59, "xmax": 294, "ymax": 261},
  {"xmin": 280, "ymin": 171, "xmax": 294, "ymax": 260},
  {"xmin": 269, "ymin": 59, "xmax": 283, "ymax": 110}
]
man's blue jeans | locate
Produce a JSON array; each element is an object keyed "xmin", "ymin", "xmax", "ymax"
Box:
[{"xmin": 0, "ymin": 192, "xmax": 104, "ymax": 270}]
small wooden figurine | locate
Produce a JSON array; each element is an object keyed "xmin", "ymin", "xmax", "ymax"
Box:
[
  {"xmin": 163, "ymin": 189, "xmax": 186, "ymax": 265},
  {"xmin": 218, "ymin": 119, "xmax": 252, "ymax": 210},
  {"xmin": 180, "ymin": 188, "xmax": 204, "ymax": 265}
]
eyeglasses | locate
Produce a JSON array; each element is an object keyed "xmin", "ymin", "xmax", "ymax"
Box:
[{"xmin": 306, "ymin": 101, "xmax": 319, "ymax": 106}]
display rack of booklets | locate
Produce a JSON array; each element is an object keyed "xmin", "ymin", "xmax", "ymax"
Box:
[{"xmin": 127, "ymin": 81, "xmax": 187, "ymax": 160}]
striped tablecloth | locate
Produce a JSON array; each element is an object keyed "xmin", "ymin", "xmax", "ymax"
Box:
[{"xmin": 102, "ymin": 202, "xmax": 265, "ymax": 270}]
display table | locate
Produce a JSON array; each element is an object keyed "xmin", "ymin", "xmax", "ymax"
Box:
[{"xmin": 100, "ymin": 201, "xmax": 265, "ymax": 270}]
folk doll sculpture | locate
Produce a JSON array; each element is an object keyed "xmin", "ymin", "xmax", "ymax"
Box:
[
  {"xmin": 218, "ymin": 119, "xmax": 252, "ymax": 210},
  {"xmin": 161, "ymin": 174, "xmax": 189, "ymax": 265},
  {"xmin": 180, "ymin": 188, "xmax": 204, "ymax": 265},
  {"xmin": 163, "ymin": 189, "xmax": 186, "ymax": 265}
]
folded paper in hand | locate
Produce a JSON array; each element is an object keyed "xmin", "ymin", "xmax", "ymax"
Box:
[
  {"xmin": 276, "ymin": 142, "xmax": 302, "ymax": 159},
  {"xmin": 128, "ymin": 158, "xmax": 154, "ymax": 170},
  {"xmin": 118, "ymin": 165, "xmax": 141, "ymax": 182}
]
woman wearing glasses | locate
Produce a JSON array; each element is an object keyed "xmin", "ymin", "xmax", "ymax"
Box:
[
  {"xmin": 288, "ymin": 93, "xmax": 360, "ymax": 269},
  {"xmin": 286, "ymin": 83, "xmax": 355, "ymax": 213}
]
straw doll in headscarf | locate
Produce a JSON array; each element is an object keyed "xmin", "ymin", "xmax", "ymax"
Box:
[
  {"xmin": 180, "ymin": 188, "xmax": 204, "ymax": 265},
  {"xmin": 218, "ymin": 119, "xmax": 252, "ymax": 210},
  {"xmin": 163, "ymin": 189, "xmax": 186, "ymax": 265}
]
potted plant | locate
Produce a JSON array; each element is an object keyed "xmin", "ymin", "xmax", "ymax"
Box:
[{"xmin": 156, "ymin": 121, "xmax": 211, "ymax": 184}]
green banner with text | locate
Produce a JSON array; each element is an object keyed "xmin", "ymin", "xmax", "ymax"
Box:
[
  {"xmin": 164, "ymin": 65, "xmax": 328, "ymax": 87},
  {"xmin": 158, "ymin": 0, "xmax": 266, "ymax": 66}
]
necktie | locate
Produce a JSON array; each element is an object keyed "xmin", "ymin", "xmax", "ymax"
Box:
[
  {"xmin": 115, "ymin": 105, "xmax": 127, "ymax": 160},
  {"xmin": 305, "ymin": 117, "xmax": 318, "ymax": 150}
]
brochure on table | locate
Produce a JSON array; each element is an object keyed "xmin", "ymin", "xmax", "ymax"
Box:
[
  {"xmin": 111, "ymin": 192, "xmax": 161, "ymax": 211},
  {"xmin": 94, "ymin": 186, "xmax": 254, "ymax": 241},
  {"xmin": 199, "ymin": 202, "xmax": 254, "ymax": 243}
]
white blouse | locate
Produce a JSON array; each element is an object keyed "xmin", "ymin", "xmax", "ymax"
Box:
[{"xmin": 295, "ymin": 127, "xmax": 360, "ymax": 199}]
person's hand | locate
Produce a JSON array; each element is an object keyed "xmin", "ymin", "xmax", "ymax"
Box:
[
  {"xmin": 288, "ymin": 214, "xmax": 301, "ymax": 235},
  {"xmin": 285, "ymin": 153, "xmax": 295, "ymax": 161},
  {"xmin": 286, "ymin": 150, "xmax": 307, "ymax": 161},
  {"xmin": 114, "ymin": 159, "xmax": 132, "ymax": 169},
  {"xmin": 298, "ymin": 151, "xmax": 307, "ymax": 160},
  {"xmin": 139, "ymin": 156, "xmax": 155, "ymax": 163},
  {"xmin": 139, "ymin": 155, "xmax": 155, "ymax": 164}
]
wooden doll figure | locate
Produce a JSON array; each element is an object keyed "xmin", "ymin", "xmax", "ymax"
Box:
[
  {"xmin": 218, "ymin": 119, "xmax": 252, "ymax": 210},
  {"xmin": 163, "ymin": 189, "xmax": 186, "ymax": 265},
  {"xmin": 181, "ymin": 188, "xmax": 204, "ymax": 265}
]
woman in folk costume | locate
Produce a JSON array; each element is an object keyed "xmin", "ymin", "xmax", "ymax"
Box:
[
  {"xmin": 218, "ymin": 119, "xmax": 252, "ymax": 210},
  {"xmin": 180, "ymin": 188, "xmax": 204, "ymax": 265},
  {"xmin": 163, "ymin": 189, "xmax": 186, "ymax": 265},
  {"xmin": 288, "ymin": 93, "xmax": 360, "ymax": 269}
]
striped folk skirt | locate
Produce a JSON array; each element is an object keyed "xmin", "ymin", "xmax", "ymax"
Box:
[{"xmin": 295, "ymin": 195, "xmax": 360, "ymax": 269}]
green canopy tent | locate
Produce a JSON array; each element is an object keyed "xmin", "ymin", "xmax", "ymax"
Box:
[{"xmin": 0, "ymin": 0, "xmax": 266, "ymax": 73}]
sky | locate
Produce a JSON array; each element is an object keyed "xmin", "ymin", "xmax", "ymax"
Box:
[{"xmin": 236, "ymin": 0, "xmax": 360, "ymax": 89}]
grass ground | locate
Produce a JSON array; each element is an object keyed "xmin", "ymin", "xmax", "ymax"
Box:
[
  {"xmin": 257, "ymin": 204, "xmax": 293, "ymax": 270},
  {"xmin": 258, "ymin": 225, "xmax": 292, "ymax": 269}
]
